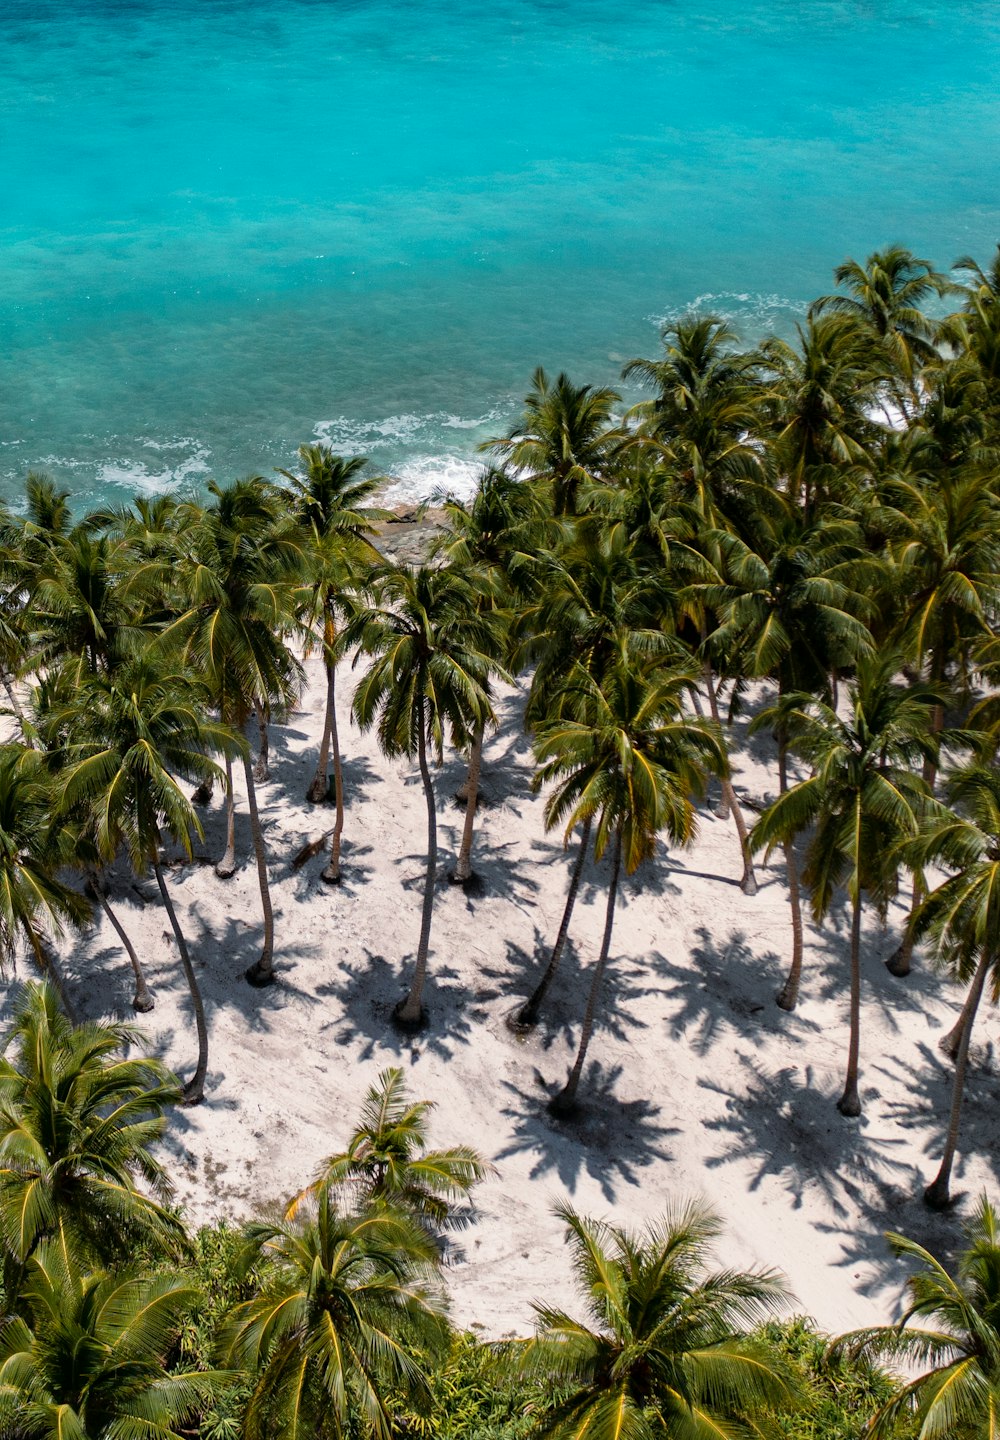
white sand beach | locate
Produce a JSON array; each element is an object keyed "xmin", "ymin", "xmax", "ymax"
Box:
[{"xmin": 53, "ymin": 644, "xmax": 1000, "ymax": 1339}]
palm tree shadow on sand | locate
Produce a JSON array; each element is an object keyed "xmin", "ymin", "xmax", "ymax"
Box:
[
  {"xmin": 314, "ymin": 949, "xmax": 476, "ymax": 1063},
  {"xmin": 652, "ymin": 927, "xmax": 821, "ymax": 1057},
  {"xmin": 874, "ymin": 1039, "xmax": 999, "ymax": 1173},
  {"xmin": 496, "ymin": 1062, "xmax": 678, "ymax": 1203}
]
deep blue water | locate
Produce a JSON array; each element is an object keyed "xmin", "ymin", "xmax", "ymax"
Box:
[{"xmin": 2, "ymin": 0, "xmax": 999, "ymax": 508}]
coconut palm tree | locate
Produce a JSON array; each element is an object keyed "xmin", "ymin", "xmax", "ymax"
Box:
[
  {"xmin": 511, "ymin": 1200, "xmax": 796, "ymax": 1440},
  {"xmin": 700, "ymin": 509, "xmax": 876, "ymax": 1007},
  {"xmin": 0, "ymin": 744, "xmax": 89, "ymax": 1015},
  {"xmin": 750, "ymin": 654, "xmax": 940, "ymax": 1116},
  {"xmin": 810, "ymin": 245, "xmax": 954, "ymax": 402},
  {"xmin": 534, "ymin": 658, "xmax": 725, "ymax": 1114},
  {"xmin": 27, "ymin": 530, "xmax": 148, "ymax": 680},
  {"xmin": 0, "ymin": 980, "xmax": 184, "ymax": 1273},
  {"xmin": 762, "ymin": 313, "xmax": 887, "ymax": 519},
  {"xmin": 623, "ymin": 313, "xmax": 773, "ymax": 539},
  {"xmin": 290, "ymin": 1067, "xmax": 489, "ymax": 1234},
  {"xmin": 0, "ymin": 1242, "xmax": 219, "ymax": 1437},
  {"xmin": 165, "ymin": 477, "xmax": 305, "ymax": 985},
  {"xmin": 277, "ymin": 446, "xmax": 387, "ymax": 853},
  {"xmin": 53, "ymin": 654, "xmax": 238, "ymax": 1103},
  {"xmin": 221, "ymin": 1194, "xmax": 447, "ymax": 1440},
  {"xmin": 902, "ymin": 764, "xmax": 1000, "ymax": 1207},
  {"xmin": 482, "ymin": 367, "xmax": 622, "ymax": 517},
  {"xmin": 830, "ymin": 1194, "xmax": 1000, "ymax": 1435},
  {"xmin": 348, "ymin": 563, "xmax": 504, "ymax": 1028},
  {"xmin": 436, "ymin": 465, "xmax": 533, "ymax": 884}
]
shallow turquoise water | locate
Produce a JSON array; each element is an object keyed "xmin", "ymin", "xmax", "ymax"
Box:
[{"xmin": 2, "ymin": 0, "xmax": 999, "ymax": 507}]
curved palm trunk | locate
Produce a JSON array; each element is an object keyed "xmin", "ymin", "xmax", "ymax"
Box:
[
  {"xmin": 395, "ymin": 719, "xmax": 436, "ymax": 1029},
  {"xmin": 550, "ymin": 831, "xmax": 622, "ymax": 1117},
  {"xmin": 513, "ymin": 815, "xmax": 592, "ymax": 1030},
  {"xmin": 26, "ymin": 925, "xmax": 77, "ymax": 1023},
  {"xmin": 322, "ymin": 661, "xmax": 346, "ymax": 885},
  {"xmin": 940, "ymin": 981, "xmax": 979, "ymax": 1061},
  {"xmin": 702, "ymin": 663, "xmax": 757, "ymax": 895},
  {"xmin": 243, "ymin": 754, "xmax": 276, "ymax": 987},
  {"xmin": 308, "ymin": 651, "xmax": 335, "ymax": 804},
  {"xmin": 87, "ymin": 873, "xmax": 154, "ymax": 1012},
  {"xmin": 837, "ymin": 893, "xmax": 864, "ymax": 1117},
  {"xmin": 215, "ymin": 757, "xmax": 237, "ymax": 878},
  {"xmin": 152, "ymin": 857, "xmax": 207, "ymax": 1104},
  {"xmin": 887, "ymin": 873, "xmax": 921, "ymax": 978},
  {"xmin": 924, "ymin": 949, "xmax": 991, "ymax": 1209},
  {"xmin": 450, "ymin": 721, "xmax": 484, "ymax": 885},
  {"xmin": 253, "ymin": 701, "xmax": 271, "ymax": 784},
  {"xmin": 775, "ymin": 740, "xmax": 805, "ymax": 1011}
]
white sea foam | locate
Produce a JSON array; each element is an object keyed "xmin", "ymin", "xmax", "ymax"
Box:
[
  {"xmin": 380, "ymin": 453, "xmax": 483, "ymax": 506},
  {"xmin": 96, "ymin": 439, "xmax": 212, "ymax": 494},
  {"xmin": 313, "ymin": 406, "xmax": 510, "ymax": 455},
  {"xmin": 649, "ymin": 290, "xmax": 808, "ymax": 338}
]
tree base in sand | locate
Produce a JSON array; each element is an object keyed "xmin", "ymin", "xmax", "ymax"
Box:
[{"xmin": 392, "ymin": 1000, "xmax": 428, "ymax": 1033}]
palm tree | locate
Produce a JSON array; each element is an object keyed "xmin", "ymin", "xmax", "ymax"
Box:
[
  {"xmin": 750, "ymin": 654, "xmax": 939, "ymax": 1116},
  {"xmin": 881, "ymin": 470, "xmax": 999, "ymax": 977},
  {"xmin": 762, "ymin": 313, "xmax": 887, "ymax": 519},
  {"xmin": 290, "ymin": 1067, "xmax": 489, "ymax": 1234},
  {"xmin": 54, "ymin": 654, "xmax": 238, "ymax": 1103},
  {"xmin": 623, "ymin": 313, "xmax": 773, "ymax": 538},
  {"xmin": 482, "ymin": 367, "xmax": 622, "ymax": 517},
  {"xmin": 0, "ymin": 980, "xmax": 184, "ymax": 1272},
  {"xmin": 810, "ymin": 245, "xmax": 953, "ymax": 402},
  {"xmin": 277, "ymin": 447, "xmax": 387, "ymax": 871},
  {"xmin": 831, "ymin": 1194, "xmax": 1000, "ymax": 1436},
  {"xmin": 348, "ymin": 563, "xmax": 503, "ymax": 1028},
  {"xmin": 0, "ymin": 744, "xmax": 89, "ymax": 1015},
  {"xmin": 166, "ymin": 477, "xmax": 304, "ymax": 985},
  {"xmin": 221, "ymin": 1194, "xmax": 447, "ymax": 1440},
  {"xmin": 511, "ymin": 1200, "xmax": 796, "ymax": 1440},
  {"xmin": 533, "ymin": 659, "xmax": 725, "ymax": 1114},
  {"xmin": 701, "ymin": 509, "xmax": 876, "ymax": 1007},
  {"xmin": 0, "ymin": 1243, "xmax": 219, "ymax": 1437},
  {"xmin": 902, "ymin": 765, "xmax": 1000, "ymax": 1207},
  {"xmin": 28, "ymin": 530, "xmax": 147, "ymax": 680},
  {"xmin": 436, "ymin": 465, "xmax": 532, "ymax": 884}
]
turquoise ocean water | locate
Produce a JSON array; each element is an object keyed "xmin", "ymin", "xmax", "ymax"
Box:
[{"xmin": 2, "ymin": 0, "xmax": 999, "ymax": 509}]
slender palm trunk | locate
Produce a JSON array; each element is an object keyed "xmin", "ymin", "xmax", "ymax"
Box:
[
  {"xmin": 924, "ymin": 949, "xmax": 991, "ymax": 1209},
  {"xmin": 940, "ymin": 983, "xmax": 978, "ymax": 1060},
  {"xmin": 243, "ymin": 754, "xmax": 275, "ymax": 987},
  {"xmin": 152, "ymin": 857, "xmax": 207, "ymax": 1104},
  {"xmin": 26, "ymin": 925, "xmax": 76, "ymax": 1022},
  {"xmin": 887, "ymin": 873, "xmax": 921, "ymax": 978},
  {"xmin": 2, "ymin": 675, "xmax": 29, "ymax": 744},
  {"xmin": 775, "ymin": 738, "xmax": 805, "ymax": 1011},
  {"xmin": 308, "ymin": 652, "xmax": 335, "ymax": 804},
  {"xmin": 702, "ymin": 662, "xmax": 757, "ymax": 895},
  {"xmin": 837, "ymin": 892, "xmax": 864, "ymax": 1117},
  {"xmin": 215, "ymin": 757, "xmax": 237, "ymax": 878},
  {"xmin": 395, "ymin": 718, "xmax": 436, "ymax": 1029},
  {"xmin": 550, "ymin": 831, "xmax": 622, "ymax": 1116},
  {"xmin": 513, "ymin": 815, "xmax": 592, "ymax": 1030},
  {"xmin": 451, "ymin": 721, "xmax": 484, "ymax": 885},
  {"xmin": 322, "ymin": 661, "xmax": 346, "ymax": 884},
  {"xmin": 889, "ymin": 695, "xmax": 944, "ymax": 979},
  {"xmin": 87, "ymin": 873, "xmax": 154, "ymax": 1012},
  {"xmin": 253, "ymin": 701, "xmax": 271, "ymax": 783}
]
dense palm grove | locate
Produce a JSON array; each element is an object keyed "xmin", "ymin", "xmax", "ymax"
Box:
[{"xmin": 0, "ymin": 242, "xmax": 1000, "ymax": 1432}]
